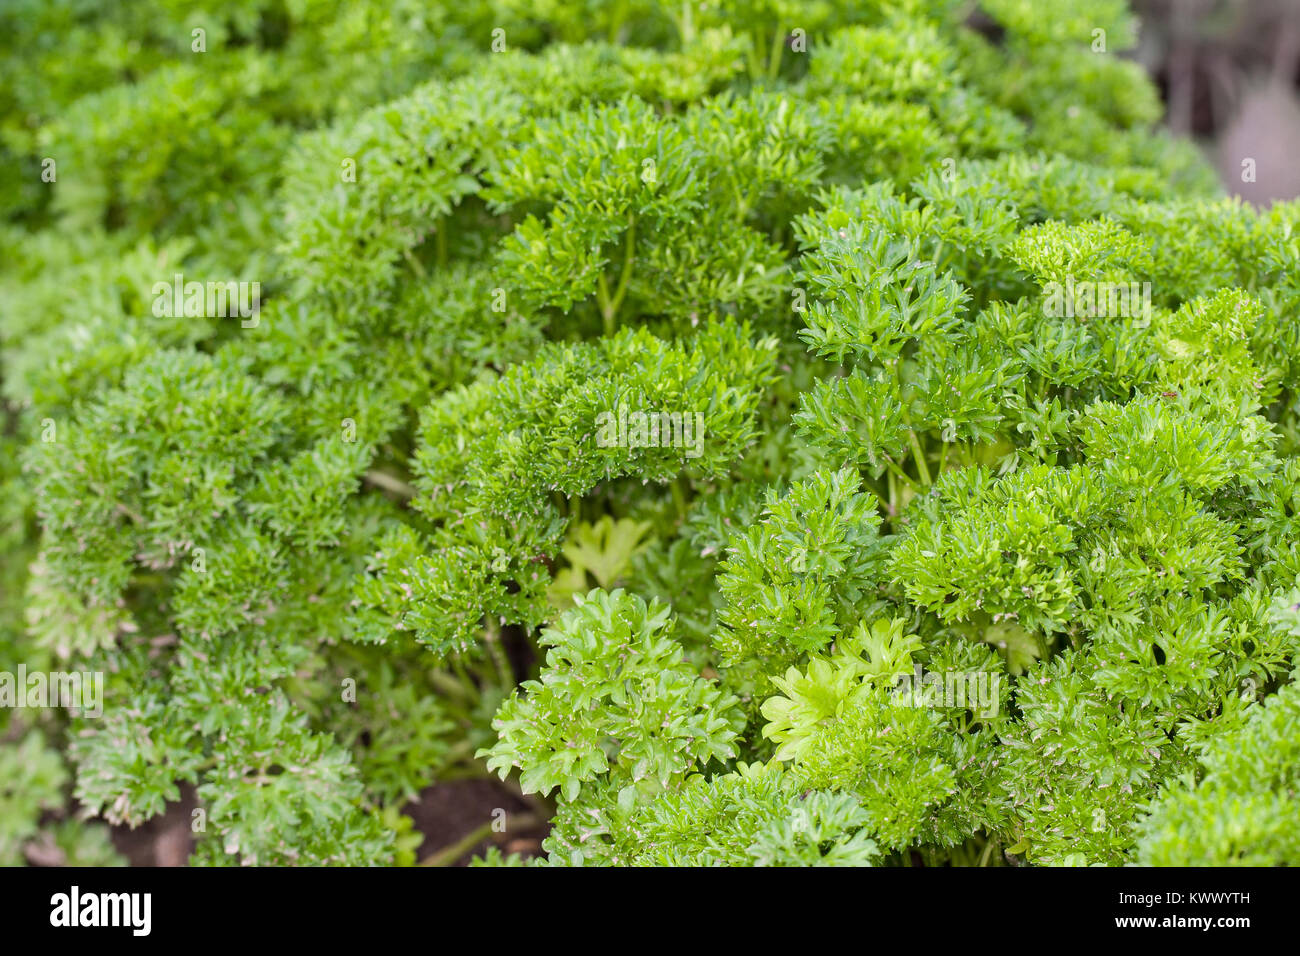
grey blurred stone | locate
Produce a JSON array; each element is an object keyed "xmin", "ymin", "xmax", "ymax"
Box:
[{"xmin": 1217, "ymin": 78, "xmax": 1300, "ymax": 206}]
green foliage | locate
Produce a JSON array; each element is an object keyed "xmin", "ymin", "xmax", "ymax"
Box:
[
  {"xmin": 0, "ymin": 731, "xmax": 123, "ymax": 866},
  {"xmin": 1136, "ymin": 679, "xmax": 1300, "ymax": 865},
  {"xmin": 481, "ymin": 588, "xmax": 742, "ymax": 803},
  {"xmin": 3, "ymin": 0, "xmax": 1298, "ymax": 868},
  {"xmin": 716, "ymin": 467, "xmax": 888, "ymax": 671},
  {"xmin": 541, "ymin": 762, "xmax": 880, "ymax": 866}
]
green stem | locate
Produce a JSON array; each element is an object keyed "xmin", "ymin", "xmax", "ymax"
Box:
[
  {"xmin": 419, "ymin": 813, "xmax": 543, "ymax": 866},
  {"xmin": 420, "ymin": 821, "xmax": 495, "ymax": 866},
  {"xmin": 363, "ymin": 469, "xmax": 417, "ymax": 499},
  {"xmin": 670, "ymin": 474, "xmax": 688, "ymax": 521},
  {"xmin": 435, "ymin": 225, "xmax": 448, "ymax": 268},
  {"xmin": 608, "ymin": 0, "xmax": 629, "ymax": 43},
  {"xmin": 678, "ymin": 0, "xmax": 695, "ymax": 45},
  {"xmin": 429, "ymin": 671, "xmax": 473, "ymax": 703},
  {"xmin": 892, "ymin": 359, "xmax": 923, "ymax": 488},
  {"xmin": 907, "ymin": 429, "xmax": 932, "ymax": 487},
  {"xmin": 732, "ymin": 179, "xmax": 750, "ymax": 223},
  {"xmin": 401, "ymin": 246, "xmax": 426, "ymax": 278},
  {"xmin": 882, "ymin": 454, "xmax": 919, "ymax": 494},
  {"xmin": 484, "ymin": 623, "xmax": 513, "ymax": 688},
  {"xmin": 747, "ymin": 31, "xmax": 764, "ymax": 79},
  {"xmin": 440, "ymin": 738, "xmax": 478, "ymax": 767},
  {"xmin": 606, "ymin": 216, "xmax": 637, "ymax": 330},
  {"xmin": 767, "ymin": 25, "xmax": 786, "ymax": 82},
  {"xmin": 450, "ymin": 658, "xmax": 479, "ymax": 699},
  {"xmin": 597, "ymin": 272, "xmax": 614, "ymax": 336},
  {"xmin": 433, "ymin": 760, "xmax": 512, "ymax": 783}
]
